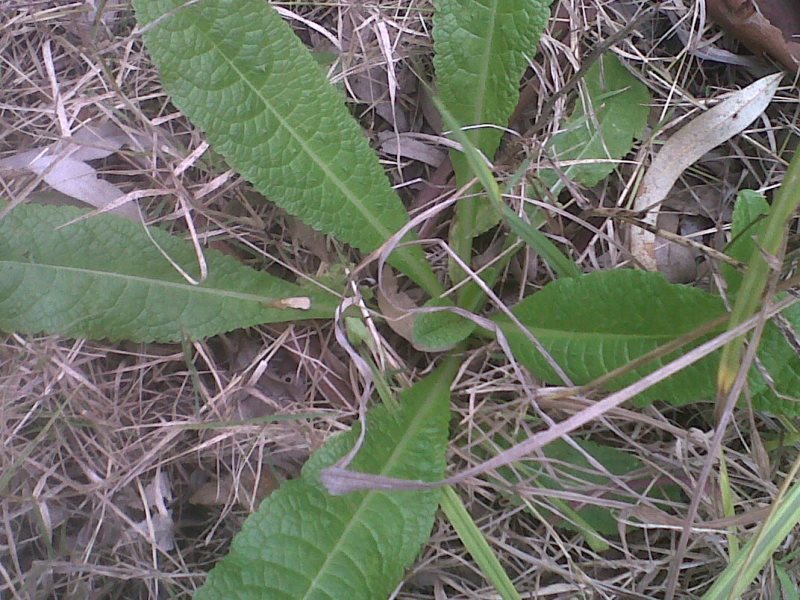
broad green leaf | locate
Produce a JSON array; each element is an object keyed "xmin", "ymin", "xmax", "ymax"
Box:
[
  {"xmin": 496, "ymin": 270, "xmax": 726, "ymax": 405},
  {"xmin": 724, "ymin": 190, "xmax": 800, "ymax": 415},
  {"xmin": 538, "ymin": 53, "xmax": 650, "ymax": 195},
  {"xmin": 133, "ymin": 0, "xmax": 440, "ymax": 295},
  {"xmin": 434, "ymin": 0, "xmax": 552, "ymax": 243},
  {"xmin": 433, "ymin": 0, "xmax": 551, "ymax": 181},
  {"xmin": 0, "ymin": 202, "xmax": 334, "ymax": 342},
  {"xmin": 497, "ymin": 269, "xmax": 800, "ymax": 413},
  {"xmin": 195, "ymin": 360, "xmax": 458, "ymax": 600}
]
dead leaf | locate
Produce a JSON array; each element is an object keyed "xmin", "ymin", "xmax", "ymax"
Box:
[
  {"xmin": 376, "ymin": 266, "xmax": 420, "ymax": 345},
  {"xmin": 707, "ymin": 0, "xmax": 800, "ymax": 73},
  {"xmin": 378, "ymin": 132, "xmax": 447, "ymax": 167},
  {"xmin": 630, "ymin": 72, "xmax": 782, "ymax": 269},
  {"xmin": 263, "ymin": 297, "xmax": 311, "ymax": 310},
  {"xmin": 654, "ymin": 213, "xmax": 699, "ymax": 283},
  {"xmin": 129, "ymin": 472, "xmax": 175, "ymax": 552},
  {"xmin": 189, "ymin": 469, "xmax": 278, "ymax": 510},
  {"xmin": 0, "ymin": 122, "xmax": 150, "ymax": 220}
]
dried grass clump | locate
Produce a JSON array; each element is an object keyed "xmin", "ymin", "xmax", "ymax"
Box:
[{"xmin": 2, "ymin": 0, "xmax": 799, "ymax": 599}]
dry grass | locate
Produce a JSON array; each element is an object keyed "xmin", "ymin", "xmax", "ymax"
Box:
[{"xmin": 1, "ymin": 0, "xmax": 799, "ymax": 598}]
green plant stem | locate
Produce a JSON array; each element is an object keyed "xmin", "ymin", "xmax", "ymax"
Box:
[
  {"xmin": 450, "ymin": 188, "xmax": 480, "ymax": 289},
  {"xmin": 440, "ymin": 485, "xmax": 522, "ymax": 600},
  {"xmin": 718, "ymin": 450, "xmax": 740, "ymax": 559},
  {"xmin": 702, "ymin": 454, "xmax": 800, "ymax": 599},
  {"xmin": 717, "ymin": 150, "xmax": 800, "ymax": 398}
]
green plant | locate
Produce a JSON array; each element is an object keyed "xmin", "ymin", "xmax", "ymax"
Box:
[{"xmin": 2, "ymin": 0, "xmax": 798, "ymax": 597}]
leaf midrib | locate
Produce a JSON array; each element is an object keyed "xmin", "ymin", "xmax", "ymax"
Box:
[
  {"xmin": 0, "ymin": 259, "xmax": 303, "ymax": 305},
  {"xmin": 470, "ymin": 0, "xmax": 499, "ymax": 144},
  {"xmin": 518, "ymin": 325, "xmax": 722, "ymax": 343},
  {"xmin": 301, "ymin": 362, "xmax": 455, "ymax": 599},
  {"xmin": 189, "ymin": 9, "xmax": 399, "ymax": 251}
]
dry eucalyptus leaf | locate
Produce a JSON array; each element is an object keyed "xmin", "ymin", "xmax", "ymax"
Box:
[
  {"xmin": 630, "ymin": 72, "xmax": 782, "ymax": 269},
  {"xmin": 378, "ymin": 132, "xmax": 447, "ymax": 167},
  {"xmin": 0, "ymin": 122, "xmax": 150, "ymax": 220}
]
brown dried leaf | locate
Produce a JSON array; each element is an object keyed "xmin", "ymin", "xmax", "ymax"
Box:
[
  {"xmin": 189, "ymin": 470, "xmax": 279, "ymax": 510},
  {"xmin": 376, "ymin": 267, "xmax": 419, "ymax": 345},
  {"xmin": 707, "ymin": 0, "xmax": 800, "ymax": 72}
]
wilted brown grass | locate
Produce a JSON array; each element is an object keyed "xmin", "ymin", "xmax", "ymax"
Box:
[{"xmin": 2, "ymin": 1, "xmax": 799, "ymax": 598}]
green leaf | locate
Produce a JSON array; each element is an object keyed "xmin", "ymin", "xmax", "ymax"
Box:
[
  {"xmin": 412, "ymin": 296, "xmax": 475, "ymax": 352},
  {"xmin": 727, "ymin": 191, "xmax": 770, "ymax": 261},
  {"xmin": 539, "ymin": 53, "xmax": 650, "ymax": 195},
  {"xmin": 434, "ymin": 0, "xmax": 552, "ymax": 243},
  {"xmin": 496, "ymin": 270, "xmax": 726, "ymax": 405},
  {"xmin": 0, "ymin": 203, "xmax": 334, "ymax": 342},
  {"xmin": 433, "ymin": 0, "xmax": 551, "ymax": 181},
  {"xmin": 724, "ymin": 190, "xmax": 800, "ymax": 415},
  {"xmin": 133, "ymin": 0, "xmax": 440, "ymax": 295},
  {"xmin": 195, "ymin": 360, "xmax": 458, "ymax": 600}
]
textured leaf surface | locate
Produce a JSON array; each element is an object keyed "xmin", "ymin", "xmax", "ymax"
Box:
[
  {"xmin": 134, "ymin": 0, "xmax": 438, "ymax": 293},
  {"xmin": 434, "ymin": 0, "xmax": 551, "ymax": 242},
  {"xmin": 195, "ymin": 362, "xmax": 457, "ymax": 600},
  {"xmin": 412, "ymin": 297, "xmax": 475, "ymax": 352},
  {"xmin": 433, "ymin": 0, "xmax": 551, "ymax": 177},
  {"xmin": 496, "ymin": 270, "xmax": 726, "ymax": 405},
  {"xmin": 0, "ymin": 203, "xmax": 334, "ymax": 342},
  {"xmin": 540, "ymin": 53, "xmax": 650, "ymax": 194}
]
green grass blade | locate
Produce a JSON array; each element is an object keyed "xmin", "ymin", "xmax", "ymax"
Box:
[
  {"xmin": 0, "ymin": 203, "xmax": 334, "ymax": 342},
  {"xmin": 500, "ymin": 206, "xmax": 582, "ymax": 279},
  {"xmin": 412, "ymin": 95, "xmax": 581, "ymax": 350},
  {"xmin": 134, "ymin": 0, "xmax": 440, "ymax": 295},
  {"xmin": 718, "ymin": 151, "xmax": 800, "ymax": 397},
  {"xmin": 194, "ymin": 359, "xmax": 459, "ymax": 600},
  {"xmin": 440, "ymin": 486, "xmax": 522, "ymax": 600},
  {"xmin": 702, "ymin": 458, "xmax": 800, "ymax": 599},
  {"xmin": 721, "ymin": 190, "xmax": 800, "ymax": 415},
  {"xmin": 433, "ymin": 94, "xmax": 580, "ymax": 280}
]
